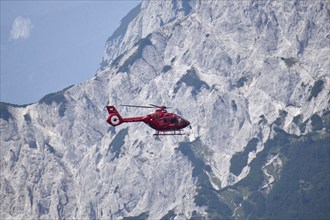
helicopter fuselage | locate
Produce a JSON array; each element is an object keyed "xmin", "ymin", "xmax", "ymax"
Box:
[{"xmin": 106, "ymin": 106, "xmax": 190, "ymax": 133}]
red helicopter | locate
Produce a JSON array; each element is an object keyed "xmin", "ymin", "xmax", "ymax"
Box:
[{"xmin": 106, "ymin": 104, "xmax": 191, "ymax": 135}]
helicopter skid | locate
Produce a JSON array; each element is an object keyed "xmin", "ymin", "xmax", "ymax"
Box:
[{"xmin": 153, "ymin": 130, "xmax": 185, "ymax": 136}]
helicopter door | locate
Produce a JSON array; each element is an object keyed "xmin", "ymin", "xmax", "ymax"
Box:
[
  {"xmin": 158, "ymin": 117, "xmax": 166, "ymax": 127},
  {"xmin": 169, "ymin": 117, "xmax": 178, "ymax": 127}
]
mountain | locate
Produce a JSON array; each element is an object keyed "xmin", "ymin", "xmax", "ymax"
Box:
[{"xmin": 1, "ymin": 0, "xmax": 329, "ymax": 219}]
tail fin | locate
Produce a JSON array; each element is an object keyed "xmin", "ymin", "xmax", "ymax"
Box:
[{"xmin": 106, "ymin": 106, "xmax": 123, "ymax": 126}]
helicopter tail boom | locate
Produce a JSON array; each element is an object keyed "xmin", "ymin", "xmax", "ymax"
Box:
[{"xmin": 106, "ymin": 106, "xmax": 146, "ymax": 126}]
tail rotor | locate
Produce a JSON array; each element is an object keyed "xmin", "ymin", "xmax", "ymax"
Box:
[{"xmin": 106, "ymin": 106, "xmax": 123, "ymax": 126}]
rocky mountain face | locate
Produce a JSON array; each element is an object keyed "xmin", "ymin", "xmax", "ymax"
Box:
[{"xmin": 1, "ymin": 0, "xmax": 329, "ymax": 219}]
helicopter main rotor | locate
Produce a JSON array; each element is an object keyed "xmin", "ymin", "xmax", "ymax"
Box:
[{"xmin": 122, "ymin": 104, "xmax": 170, "ymax": 110}]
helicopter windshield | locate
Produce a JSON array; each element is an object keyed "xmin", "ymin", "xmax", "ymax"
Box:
[{"xmin": 180, "ymin": 116, "xmax": 190, "ymax": 126}]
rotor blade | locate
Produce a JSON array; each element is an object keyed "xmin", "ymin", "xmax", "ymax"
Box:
[
  {"xmin": 121, "ymin": 104, "xmax": 155, "ymax": 109},
  {"xmin": 149, "ymin": 104, "xmax": 162, "ymax": 108},
  {"xmin": 149, "ymin": 104, "xmax": 171, "ymax": 109}
]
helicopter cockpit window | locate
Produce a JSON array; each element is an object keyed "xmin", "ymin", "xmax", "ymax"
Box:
[
  {"xmin": 170, "ymin": 117, "xmax": 178, "ymax": 123},
  {"xmin": 163, "ymin": 118, "xmax": 167, "ymax": 123}
]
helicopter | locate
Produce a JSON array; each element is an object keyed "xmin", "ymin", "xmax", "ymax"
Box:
[{"xmin": 106, "ymin": 104, "xmax": 191, "ymax": 135}]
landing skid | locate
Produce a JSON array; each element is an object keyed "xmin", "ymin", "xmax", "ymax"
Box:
[{"xmin": 154, "ymin": 130, "xmax": 185, "ymax": 136}]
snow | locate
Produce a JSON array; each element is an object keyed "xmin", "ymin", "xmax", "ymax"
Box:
[{"xmin": 261, "ymin": 153, "xmax": 283, "ymax": 194}]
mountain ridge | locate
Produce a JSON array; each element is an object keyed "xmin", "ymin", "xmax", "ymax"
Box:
[{"xmin": 1, "ymin": 0, "xmax": 329, "ymax": 219}]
